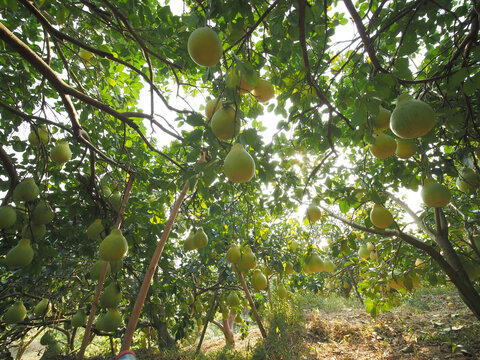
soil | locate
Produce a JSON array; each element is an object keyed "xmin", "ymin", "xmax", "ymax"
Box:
[{"xmin": 9, "ymin": 289, "xmax": 480, "ymax": 359}]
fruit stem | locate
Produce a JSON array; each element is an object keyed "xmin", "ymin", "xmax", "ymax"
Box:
[
  {"xmin": 233, "ymin": 264, "xmax": 267, "ymax": 338},
  {"xmin": 120, "ymin": 181, "xmax": 190, "ymax": 352}
]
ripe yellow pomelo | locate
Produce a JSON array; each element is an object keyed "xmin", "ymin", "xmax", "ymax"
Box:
[
  {"xmin": 252, "ymin": 79, "xmax": 275, "ymax": 103},
  {"xmin": 187, "ymin": 27, "xmax": 222, "ymax": 67},
  {"xmin": 390, "ymin": 94, "xmax": 435, "ymax": 139}
]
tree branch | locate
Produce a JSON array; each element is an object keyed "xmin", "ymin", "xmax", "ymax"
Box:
[
  {"xmin": 383, "ymin": 191, "xmax": 436, "ymax": 239},
  {"xmin": 0, "ymin": 21, "xmax": 184, "ymax": 170},
  {"xmin": 343, "ymin": 0, "xmax": 386, "ymax": 74},
  {"xmin": 296, "ymin": 0, "xmax": 353, "ymax": 130},
  {"xmin": 0, "ymin": 146, "xmax": 18, "ymax": 206}
]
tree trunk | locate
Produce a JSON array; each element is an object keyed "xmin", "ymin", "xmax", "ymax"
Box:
[
  {"xmin": 153, "ymin": 316, "xmax": 176, "ymax": 348},
  {"xmin": 222, "ymin": 309, "xmax": 235, "ymax": 346}
]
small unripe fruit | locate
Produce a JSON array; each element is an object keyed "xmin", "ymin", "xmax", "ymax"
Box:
[
  {"xmin": 86, "ymin": 219, "xmax": 104, "ymax": 240},
  {"xmin": 251, "ymin": 269, "xmax": 267, "ymax": 290},
  {"xmin": 32, "ymin": 201, "xmax": 54, "ymax": 225},
  {"xmin": 421, "ymin": 180, "xmax": 451, "ymax": 207},
  {"xmin": 252, "ymin": 79, "xmax": 275, "ymax": 103},
  {"xmin": 211, "ymin": 106, "xmax": 241, "ymax": 141},
  {"xmin": 369, "ymin": 133, "xmax": 396, "ymax": 159}
]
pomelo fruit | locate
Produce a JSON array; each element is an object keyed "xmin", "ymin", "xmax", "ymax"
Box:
[
  {"xmin": 187, "ymin": 27, "xmax": 222, "ymax": 67},
  {"xmin": 390, "ymin": 94, "xmax": 435, "ymax": 139}
]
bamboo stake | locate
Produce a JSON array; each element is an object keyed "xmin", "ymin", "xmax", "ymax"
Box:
[
  {"xmin": 120, "ymin": 181, "xmax": 190, "ymax": 351},
  {"xmin": 233, "ymin": 264, "xmax": 267, "ymax": 338},
  {"xmin": 78, "ymin": 174, "xmax": 135, "ymax": 359}
]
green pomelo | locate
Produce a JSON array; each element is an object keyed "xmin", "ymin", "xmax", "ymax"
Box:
[
  {"xmin": 252, "ymin": 78, "xmax": 275, "ymax": 103},
  {"xmin": 226, "ymin": 244, "xmax": 241, "ymax": 263},
  {"xmin": 323, "ymin": 258, "xmax": 335, "ymax": 273},
  {"xmin": 395, "ymin": 139, "xmax": 417, "ymax": 159},
  {"xmin": 34, "ymin": 298, "xmax": 50, "ymax": 317},
  {"xmin": 183, "ymin": 231, "xmax": 196, "ymax": 251},
  {"xmin": 97, "ymin": 308, "xmax": 122, "ymax": 332},
  {"xmin": 211, "ymin": 106, "xmax": 241, "ymax": 141},
  {"xmin": 110, "ymin": 259, "xmax": 123, "ymax": 273},
  {"xmin": 239, "ymin": 247, "xmax": 257, "ymax": 270},
  {"xmin": 309, "ymin": 254, "xmax": 324, "ymax": 273},
  {"xmin": 40, "ymin": 331, "xmax": 55, "ymax": 345},
  {"xmin": 99, "ymin": 229, "xmax": 128, "ymax": 261},
  {"xmin": 187, "ymin": 27, "xmax": 222, "ymax": 67},
  {"xmin": 51, "ymin": 142, "xmax": 72, "ymax": 163},
  {"xmin": 358, "ymin": 245, "xmax": 370, "ymax": 260},
  {"xmin": 226, "ymin": 292, "xmax": 240, "ymax": 307},
  {"xmin": 390, "ymin": 95, "xmax": 435, "ymax": 138},
  {"xmin": 370, "ymin": 204, "xmax": 394, "ymax": 229},
  {"xmin": 4, "ymin": 300, "xmax": 27, "ymax": 324},
  {"xmin": 205, "ymin": 98, "xmax": 222, "ymax": 119},
  {"xmin": 32, "ymin": 201, "xmax": 54, "ymax": 225},
  {"xmin": 28, "ymin": 127, "xmax": 49, "ymax": 146},
  {"xmin": 421, "ymin": 181, "xmax": 451, "ymax": 207},
  {"xmin": 0, "ymin": 206, "xmax": 17, "ymax": 229},
  {"xmin": 193, "ymin": 228, "xmax": 208, "ymax": 249},
  {"xmin": 22, "ymin": 223, "xmax": 46, "ymax": 240},
  {"xmin": 456, "ymin": 168, "xmax": 480, "ymax": 193},
  {"xmin": 277, "ymin": 284, "xmax": 288, "ymax": 299},
  {"xmin": 13, "ymin": 178, "xmax": 39, "ymax": 202},
  {"xmin": 71, "ymin": 309, "xmax": 87, "ymax": 327},
  {"xmin": 369, "ymin": 133, "xmax": 396, "ymax": 159},
  {"xmin": 306, "ymin": 204, "xmax": 321, "ymax": 224},
  {"xmin": 90, "ymin": 260, "xmax": 111, "ymax": 280},
  {"xmin": 251, "ymin": 269, "xmax": 267, "ymax": 290},
  {"xmin": 86, "ymin": 219, "xmax": 104, "ymax": 240},
  {"xmin": 6, "ymin": 239, "xmax": 34, "ymax": 267},
  {"xmin": 109, "ymin": 191, "xmax": 122, "ymax": 212},
  {"xmin": 224, "ymin": 144, "xmax": 255, "ymax": 183},
  {"xmin": 284, "ymin": 261, "xmax": 294, "ymax": 274},
  {"xmin": 372, "ymin": 105, "xmax": 391, "ymax": 133},
  {"xmin": 100, "ymin": 282, "xmax": 121, "ymax": 309}
]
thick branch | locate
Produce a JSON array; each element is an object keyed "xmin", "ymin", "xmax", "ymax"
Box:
[
  {"xmin": 0, "ymin": 146, "xmax": 18, "ymax": 205},
  {"xmin": 0, "ymin": 21, "xmax": 184, "ymax": 169},
  {"xmin": 296, "ymin": 0, "xmax": 353, "ymax": 130},
  {"xmin": 121, "ymin": 181, "xmax": 190, "ymax": 351},
  {"xmin": 233, "ymin": 264, "xmax": 267, "ymax": 338},
  {"xmin": 383, "ymin": 191, "xmax": 435, "ymax": 239},
  {"xmin": 343, "ymin": 0, "xmax": 386, "ymax": 74}
]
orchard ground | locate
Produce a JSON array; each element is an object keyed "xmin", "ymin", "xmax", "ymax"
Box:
[{"xmin": 14, "ymin": 286, "xmax": 480, "ymax": 359}]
